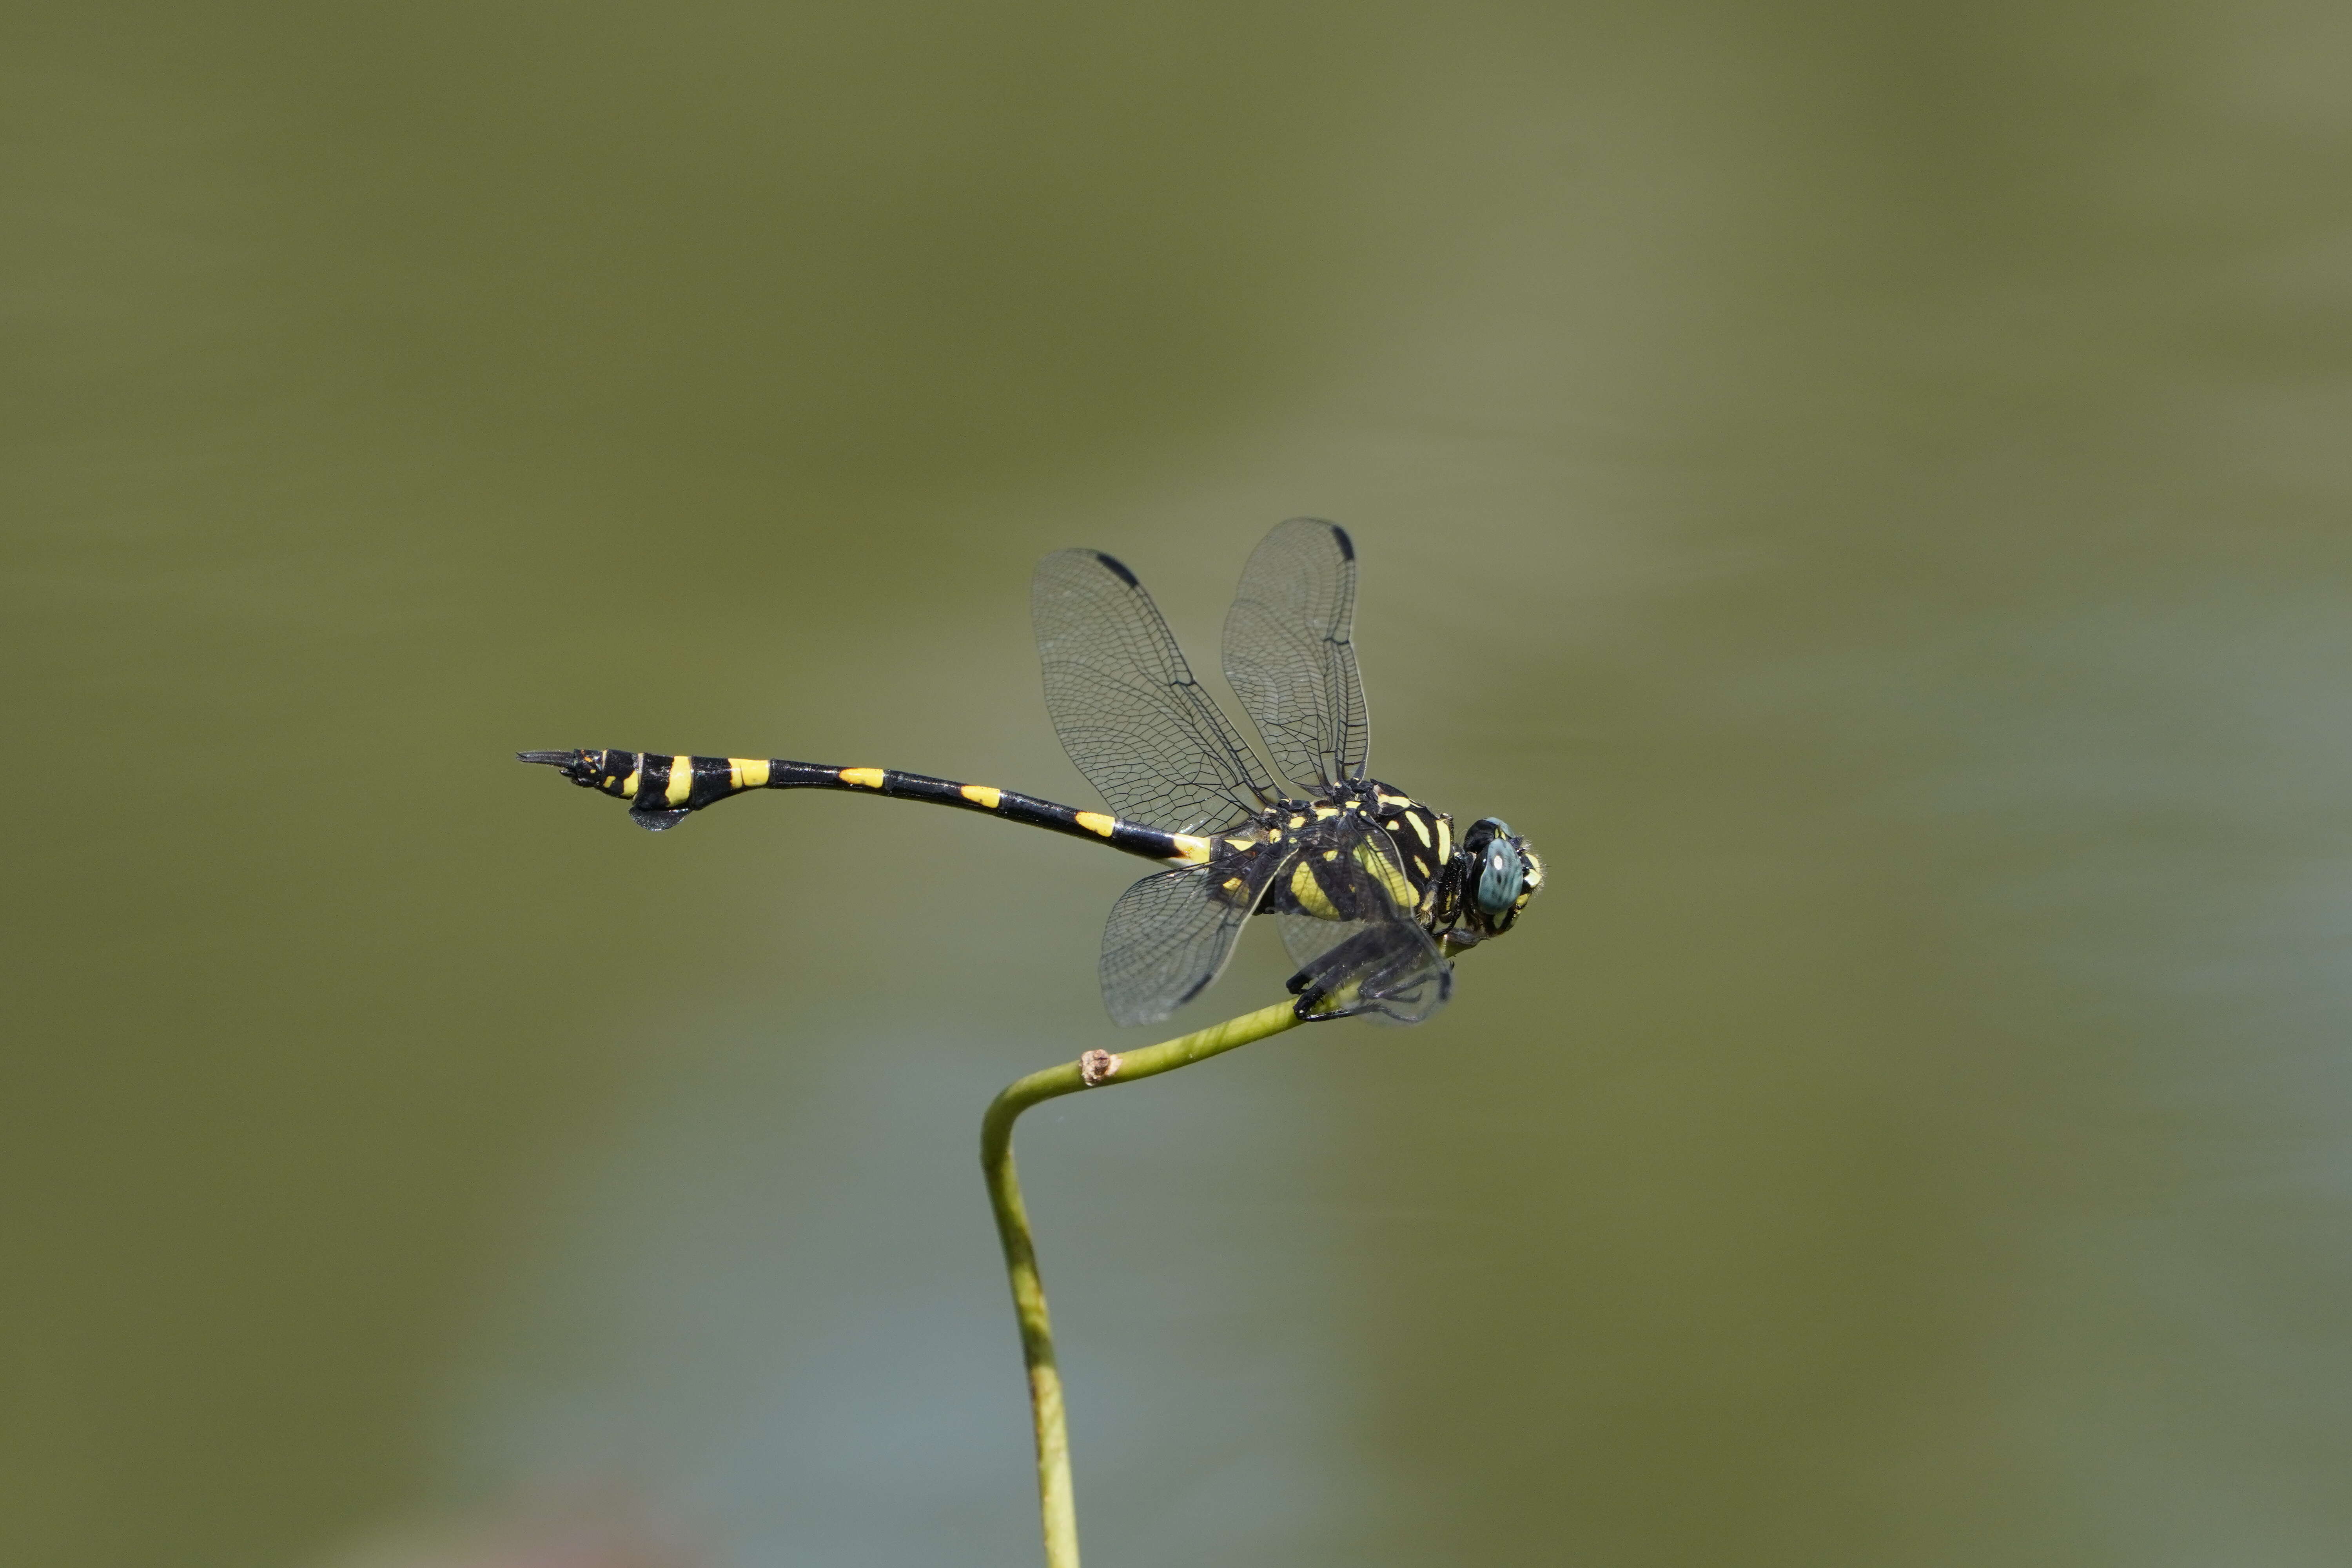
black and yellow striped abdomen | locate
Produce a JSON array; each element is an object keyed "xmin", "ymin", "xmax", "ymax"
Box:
[{"xmin": 517, "ymin": 749, "xmax": 1215, "ymax": 866}]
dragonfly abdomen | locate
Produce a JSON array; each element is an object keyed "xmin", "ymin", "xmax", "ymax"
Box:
[{"xmin": 517, "ymin": 749, "xmax": 1212, "ymax": 864}]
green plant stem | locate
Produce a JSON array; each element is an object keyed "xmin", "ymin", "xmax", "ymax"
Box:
[{"xmin": 981, "ymin": 998, "xmax": 1305, "ymax": 1568}]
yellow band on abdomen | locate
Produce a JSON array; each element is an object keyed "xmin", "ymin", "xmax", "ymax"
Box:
[{"xmin": 838, "ymin": 768, "xmax": 886, "ymax": 789}]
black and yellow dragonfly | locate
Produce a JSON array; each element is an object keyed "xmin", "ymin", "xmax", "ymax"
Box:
[{"xmin": 522, "ymin": 519, "xmax": 1541, "ymax": 1024}]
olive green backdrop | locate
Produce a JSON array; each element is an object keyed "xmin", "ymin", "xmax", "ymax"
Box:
[{"xmin": 8, "ymin": 4, "xmax": 2351, "ymax": 1565}]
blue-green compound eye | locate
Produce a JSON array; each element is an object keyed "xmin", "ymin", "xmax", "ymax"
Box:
[{"xmin": 1475, "ymin": 822, "xmax": 1524, "ymax": 915}]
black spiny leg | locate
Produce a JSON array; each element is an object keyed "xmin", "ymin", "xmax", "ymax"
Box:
[{"xmin": 1284, "ymin": 922, "xmax": 1452, "ymax": 1024}]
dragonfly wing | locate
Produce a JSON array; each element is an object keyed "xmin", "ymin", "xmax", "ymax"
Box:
[
  {"xmin": 1275, "ymin": 824, "xmax": 1451, "ymax": 1024},
  {"xmin": 1034, "ymin": 548, "xmax": 1279, "ymax": 834},
  {"xmin": 1221, "ymin": 517, "xmax": 1368, "ymax": 796},
  {"xmin": 1099, "ymin": 853, "xmax": 1285, "ymax": 1026},
  {"xmin": 1283, "ymin": 916, "xmax": 1452, "ymax": 1024}
]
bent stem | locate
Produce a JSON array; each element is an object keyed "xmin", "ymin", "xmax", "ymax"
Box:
[{"xmin": 981, "ymin": 998, "xmax": 1304, "ymax": 1568}]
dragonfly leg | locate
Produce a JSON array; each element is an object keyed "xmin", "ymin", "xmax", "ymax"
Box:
[{"xmin": 1285, "ymin": 925, "xmax": 1452, "ymax": 1022}]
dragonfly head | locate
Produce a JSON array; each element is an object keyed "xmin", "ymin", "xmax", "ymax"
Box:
[{"xmin": 1454, "ymin": 817, "xmax": 1543, "ymax": 941}]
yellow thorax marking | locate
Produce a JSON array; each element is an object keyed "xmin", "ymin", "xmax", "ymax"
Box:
[
  {"xmin": 1169, "ymin": 834, "xmax": 1213, "ymax": 864},
  {"xmin": 1074, "ymin": 811, "xmax": 1117, "ymax": 837},
  {"xmin": 1403, "ymin": 812, "xmax": 1432, "ymax": 846},
  {"xmin": 839, "ymin": 767, "xmax": 886, "ymax": 789},
  {"xmin": 1434, "ymin": 815, "xmax": 1452, "ymax": 864},
  {"xmin": 1225, "ymin": 835, "xmax": 1255, "ymax": 851},
  {"xmin": 960, "ymin": 783, "xmax": 1003, "ymax": 810},
  {"xmin": 1290, "ymin": 858, "xmax": 1339, "ymax": 919},
  {"xmin": 1376, "ymin": 792, "xmax": 1414, "ymax": 810},
  {"xmin": 1354, "ymin": 840, "xmax": 1417, "ymax": 909},
  {"xmin": 1313, "ymin": 804, "xmax": 1339, "ymax": 818},
  {"xmin": 729, "ymin": 757, "xmax": 771, "ymax": 789},
  {"xmin": 665, "ymin": 756, "xmax": 694, "ymax": 806},
  {"xmin": 1322, "ymin": 848, "xmax": 1338, "ymax": 860},
  {"xmin": 1288, "ymin": 814, "xmax": 1308, "ymax": 828}
]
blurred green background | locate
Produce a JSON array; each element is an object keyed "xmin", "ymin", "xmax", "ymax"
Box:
[{"xmin": 8, "ymin": 3, "xmax": 2352, "ymax": 1564}]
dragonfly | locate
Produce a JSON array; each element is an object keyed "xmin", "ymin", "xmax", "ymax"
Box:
[{"xmin": 521, "ymin": 518, "xmax": 1542, "ymax": 1024}]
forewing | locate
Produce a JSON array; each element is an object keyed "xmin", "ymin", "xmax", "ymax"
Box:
[
  {"xmin": 1222, "ymin": 517, "xmax": 1368, "ymax": 795},
  {"xmin": 1099, "ymin": 854, "xmax": 1284, "ymax": 1027},
  {"xmin": 1034, "ymin": 548, "xmax": 1278, "ymax": 834}
]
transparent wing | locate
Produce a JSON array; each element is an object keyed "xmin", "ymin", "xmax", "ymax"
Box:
[
  {"xmin": 1222, "ymin": 517, "xmax": 1368, "ymax": 796},
  {"xmin": 1099, "ymin": 853, "xmax": 1286, "ymax": 1027},
  {"xmin": 1034, "ymin": 548, "xmax": 1278, "ymax": 834},
  {"xmin": 1283, "ymin": 916, "xmax": 1452, "ymax": 1025},
  {"xmin": 1277, "ymin": 827, "xmax": 1451, "ymax": 1025}
]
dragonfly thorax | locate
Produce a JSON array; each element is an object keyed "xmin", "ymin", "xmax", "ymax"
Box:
[
  {"xmin": 1246, "ymin": 779, "xmax": 1544, "ymax": 950},
  {"xmin": 1218, "ymin": 777, "xmax": 1453, "ymax": 920}
]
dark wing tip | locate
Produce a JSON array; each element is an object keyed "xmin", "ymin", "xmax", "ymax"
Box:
[
  {"xmin": 517, "ymin": 750, "xmax": 580, "ymax": 767},
  {"xmin": 1279, "ymin": 517, "xmax": 1354, "ymax": 560},
  {"xmin": 1087, "ymin": 550, "xmax": 1140, "ymax": 587}
]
